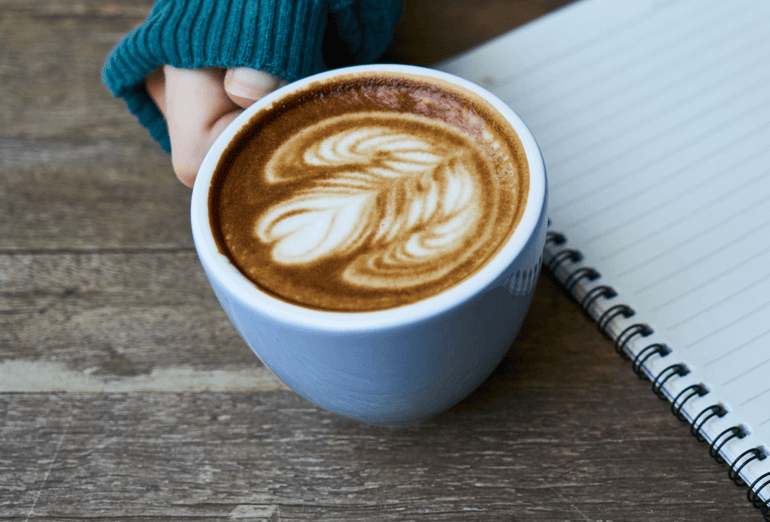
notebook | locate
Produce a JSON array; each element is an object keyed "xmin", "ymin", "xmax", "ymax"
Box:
[{"xmin": 436, "ymin": 0, "xmax": 770, "ymax": 516}]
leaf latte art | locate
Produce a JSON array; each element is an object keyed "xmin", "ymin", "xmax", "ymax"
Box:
[
  {"xmin": 256, "ymin": 113, "xmax": 492, "ymax": 290},
  {"xmin": 210, "ymin": 73, "xmax": 528, "ymax": 311}
]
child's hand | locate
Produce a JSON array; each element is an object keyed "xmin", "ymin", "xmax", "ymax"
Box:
[{"xmin": 146, "ymin": 65, "xmax": 285, "ymax": 187}]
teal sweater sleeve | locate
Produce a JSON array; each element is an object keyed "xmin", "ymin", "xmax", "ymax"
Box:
[{"xmin": 102, "ymin": 0, "xmax": 403, "ymax": 153}]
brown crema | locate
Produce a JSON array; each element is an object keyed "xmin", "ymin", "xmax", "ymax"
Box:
[{"xmin": 209, "ymin": 72, "xmax": 529, "ymax": 312}]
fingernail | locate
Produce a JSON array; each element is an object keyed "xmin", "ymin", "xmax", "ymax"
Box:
[{"xmin": 225, "ymin": 68, "xmax": 284, "ymax": 102}]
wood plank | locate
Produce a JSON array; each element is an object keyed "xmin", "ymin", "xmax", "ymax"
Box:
[
  {"xmin": 0, "ymin": 249, "xmax": 637, "ymax": 394},
  {"xmin": 0, "ymin": 250, "xmax": 282, "ymax": 390},
  {"xmin": 0, "ymin": 0, "xmax": 188, "ymax": 251},
  {"xmin": 1, "ymin": 270, "xmax": 761, "ymax": 519},
  {"xmin": 380, "ymin": 0, "xmax": 576, "ymax": 65},
  {"xmin": 0, "ymin": 137, "xmax": 192, "ymax": 251},
  {"xmin": 0, "ymin": 385, "xmax": 758, "ymax": 521},
  {"xmin": 0, "ymin": 250, "xmax": 610, "ymax": 393}
]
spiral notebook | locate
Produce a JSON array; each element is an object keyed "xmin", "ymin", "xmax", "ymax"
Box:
[{"xmin": 437, "ymin": 0, "xmax": 770, "ymax": 516}]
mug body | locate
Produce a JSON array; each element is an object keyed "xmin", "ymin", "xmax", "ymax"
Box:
[{"xmin": 191, "ymin": 64, "xmax": 548, "ymax": 425}]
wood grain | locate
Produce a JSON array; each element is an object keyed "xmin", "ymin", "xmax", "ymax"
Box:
[
  {"xmin": 1, "ymin": 0, "xmax": 190, "ymax": 252},
  {"xmin": 0, "ymin": 381, "xmax": 753, "ymax": 520},
  {"xmin": 0, "ymin": 0, "xmax": 763, "ymax": 520}
]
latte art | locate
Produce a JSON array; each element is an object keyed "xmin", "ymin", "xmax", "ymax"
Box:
[
  {"xmin": 256, "ymin": 114, "xmax": 489, "ymax": 290},
  {"xmin": 209, "ymin": 73, "xmax": 529, "ymax": 311}
]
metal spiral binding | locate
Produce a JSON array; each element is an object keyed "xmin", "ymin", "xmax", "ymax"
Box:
[
  {"xmin": 596, "ymin": 304, "xmax": 635, "ymax": 333},
  {"xmin": 690, "ymin": 404, "xmax": 727, "ymax": 442},
  {"xmin": 729, "ymin": 448, "xmax": 765, "ymax": 487},
  {"xmin": 546, "ymin": 230, "xmax": 770, "ymax": 520},
  {"xmin": 748, "ymin": 472, "xmax": 770, "ymax": 520},
  {"xmin": 579, "ymin": 285, "xmax": 616, "ymax": 311},
  {"xmin": 709, "ymin": 426, "xmax": 746, "ymax": 464},
  {"xmin": 691, "ymin": 402, "xmax": 770, "ymax": 517},
  {"xmin": 671, "ymin": 383, "xmax": 708, "ymax": 421},
  {"xmin": 545, "ymin": 230, "xmax": 566, "ymax": 246},
  {"xmin": 546, "ymin": 248, "xmax": 581, "ymax": 273},
  {"xmin": 615, "ymin": 323, "xmax": 653, "ymax": 359},
  {"xmin": 631, "ymin": 343, "xmax": 670, "ymax": 379},
  {"xmin": 651, "ymin": 364, "xmax": 688, "ymax": 400},
  {"xmin": 564, "ymin": 267, "xmax": 600, "ymax": 293}
]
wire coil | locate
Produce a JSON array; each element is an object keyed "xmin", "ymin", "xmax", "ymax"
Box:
[
  {"xmin": 545, "ymin": 230, "xmax": 770, "ymax": 519},
  {"xmin": 545, "ymin": 230, "xmax": 566, "ymax": 245},
  {"xmin": 631, "ymin": 343, "xmax": 670, "ymax": 379},
  {"xmin": 651, "ymin": 364, "xmax": 688, "ymax": 400},
  {"xmin": 564, "ymin": 267, "xmax": 600, "ymax": 293},
  {"xmin": 709, "ymin": 427, "xmax": 746, "ymax": 464},
  {"xmin": 690, "ymin": 404, "xmax": 727, "ymax": 442},
  {"xmin": 615, "ymin": 323, "xmax": 653, "ymax": 358},
  {"xmin": 596, "ymin": 304, "xmax": 635, "ymax": 333},
  {"xmin": 748, "ymin": 472, "xmax": 770, "ymax": 520},
  {"xmin": 579, "ymin": 285, "xmax": 617, "ymax": 311},
  {"xmin": 671, "ymin": 384, "xmax": 708, "ymax": 422},
  {"xmin": 546, "ymin": 248, "xmax": 581, "ymax": 273},
  {"xmin": 729, "ymin": 448, "xmax": 765, "ymax": 487}
]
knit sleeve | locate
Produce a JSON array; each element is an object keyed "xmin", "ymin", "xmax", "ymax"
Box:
[
  {"xmin": 103, "ymin": 0, "xmax": 403, "ymax": 153},
  {"xmin": 103, "ymin": 0, "xmax": 331, "ymax": 153}
]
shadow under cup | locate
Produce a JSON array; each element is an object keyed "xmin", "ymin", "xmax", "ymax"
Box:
[{"xmin": 191, "ymin": 64, "xmax": 548, "ymax": 426}]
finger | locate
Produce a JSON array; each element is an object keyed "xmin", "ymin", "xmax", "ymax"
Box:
[
  {"xmin": 224, "ymin": 67, "xmax": 286, "ymax": 108},
  {"xmin": 164, "ymin": 65, "xmax": 242, "ymax": 187},
  {"xmin": 145, "ymin": 66, "xmax": 166, "ymax": 117}
]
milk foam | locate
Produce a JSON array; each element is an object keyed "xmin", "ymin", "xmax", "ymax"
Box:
[
  {"xmin": 211, "ymin": 74, "xmax": 530, "ymax": 311},
  {"xmin": 256, "ymin": 113, "xmax": 490, "ymax": 289}
]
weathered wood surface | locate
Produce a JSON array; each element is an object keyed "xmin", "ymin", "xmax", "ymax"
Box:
[{"xmin": 0, "ymin": 1, "xmax": 762, "ymax": 520}]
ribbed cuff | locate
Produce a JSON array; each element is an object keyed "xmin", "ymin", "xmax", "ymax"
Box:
[{"xmin": 102, "ymin": 0, "xmax": 330, "ymax": 153}]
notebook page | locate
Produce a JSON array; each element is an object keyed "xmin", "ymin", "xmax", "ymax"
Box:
[{"xmin": 438, "ymin": 0, "xmax": 770, "ymax": 496}]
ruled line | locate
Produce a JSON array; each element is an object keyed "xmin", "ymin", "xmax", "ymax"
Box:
[
  {"xmin": 583, "ymin": 161, "xmax": 768, "ymax": 251},
  {"xmin": 681, "ymin": 299, "xmax": 770, "ymax": 350},
  {"xmin": 522, "ymin": 1, "xmax": 753, "ymax": 140},
  {"xmin": 478, "ymin": 11, "xmax": 654, "ymax": 86},
  {"xmin": 547, "ymin": 83, "xmax": 767, "ymax": 199},
  {"xmin": 556, "ymin": 120, "xmax": 769, "ymax": 234},
  {"xmin": 603, "ymin": 168, "xmax": 770, "ymax": 271},
  {"xmin": 704, "ymin": 328, "xmax": 770, "ymax": 368},
  {"xmin": 665, "ymin": 270, "xmax": 770, "ymax": 332},
  {"xmin": 539, "ymin": 17, "xmax": 770, "ymax": 176},
  {"xmin": 631, "ymin": 207, "xmax": 770, "ymax": 295},
  {"xmin": 513, "ymin": 0, "xmax": 753, "ymax": 112},
  {"xmin": 533, "ymin": 12, "xmax": 766, "ymax": 146},
  {"xmin": 740, "ymin": 386, "xmax": 770, "ymax": 409},
  {"xmin": 581, "ymin": 128, "xmax": 770, "ymax": 248},
  {"xmin": 551, "ymin": 72, "xmax": 770, "ymax": 219},
  {"xmin": 650, "ymin": 244, "xmax": 770, "ymax": 314},
  {"xmin": 482, "ymin": 0, "xmax": 733, "ymax": 90},
  {"xmin": 596, "ymin": 166, "xmax": 770, "ymax": 272},
  {"xmin": 724, "ymin": 358, "xmax": 770, "ymax": 388}
]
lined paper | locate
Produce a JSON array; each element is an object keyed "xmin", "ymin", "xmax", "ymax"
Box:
[{"xmin": 438, "ymin": 0, "xmax": 770, "ymax": 505}]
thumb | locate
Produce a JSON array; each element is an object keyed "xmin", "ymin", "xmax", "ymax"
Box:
[{"xmin": 224, "ymin": 68, "xmax": 286, "ymax": 108}]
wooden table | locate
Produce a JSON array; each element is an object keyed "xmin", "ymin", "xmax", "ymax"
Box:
[{"xmin": 1, "ymin": 1, "xmax": 762, "ymax": 520}]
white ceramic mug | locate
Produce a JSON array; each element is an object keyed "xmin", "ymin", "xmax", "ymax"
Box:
[{"xmin": 191, "ymin": 64, "xmax": 548, "ymax": 426}]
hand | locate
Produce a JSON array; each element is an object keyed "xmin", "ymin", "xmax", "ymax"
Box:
[{"xmin": 145, "ymin": 65, "xmax": 285, "ymax": 187}]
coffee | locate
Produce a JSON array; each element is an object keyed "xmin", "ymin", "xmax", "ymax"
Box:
[{"xmin": 209, "ymin": 72, "xmax": 529, "ymax": 312}]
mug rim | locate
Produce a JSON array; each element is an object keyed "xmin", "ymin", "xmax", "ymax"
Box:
[{"xmin": 191, "ymin": 64, "xmax": 546, "ymax": 331}]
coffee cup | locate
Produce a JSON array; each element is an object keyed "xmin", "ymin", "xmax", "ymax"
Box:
[{"xmin": 191, "ymin": 64, "xmax": 548, "ymax": 425}]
